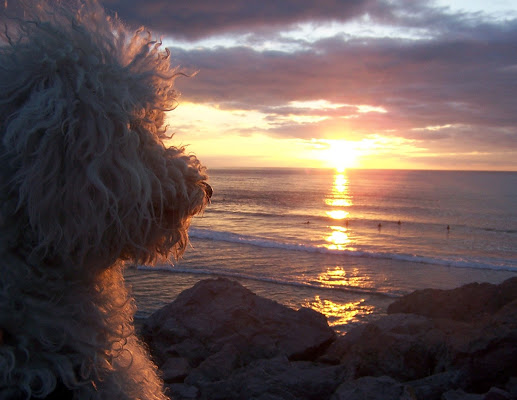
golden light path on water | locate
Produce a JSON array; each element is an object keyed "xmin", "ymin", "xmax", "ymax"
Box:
[
  {"xmin": 306, "ymin": 267, "xmax": 375, "ymax": 326},
  {"xmin": 304, "ymin": 296, "xmax": 374, "ymax": 326},
  {"xmin": 324, "ymin": 171, "xmax": 352, "ymax": 250},
  {"xmin": 326, "ymin": 226, "xmax": 350, "ymax": 249},
  {"xmin": 305, "ymin": 170, "xmax": 375, "ymax": 328}
]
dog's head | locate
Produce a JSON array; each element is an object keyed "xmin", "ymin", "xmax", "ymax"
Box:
[{"xmin": 0, "ymin": 1, "xmax": 211, "ymax": 271}]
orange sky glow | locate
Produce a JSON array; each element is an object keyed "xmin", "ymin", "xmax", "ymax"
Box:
[{"xmin": 168, "ymin": 100, "xmax": 515, "ymax": 171}]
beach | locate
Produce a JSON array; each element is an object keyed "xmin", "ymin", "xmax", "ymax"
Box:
[{"xmin": 126, "ymin": 168, "xmax": 517, "ymax": 334}]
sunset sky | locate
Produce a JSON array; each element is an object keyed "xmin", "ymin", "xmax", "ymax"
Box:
[{"xmin": 101, "ymin": 0, "xmax": 517, "ymax": 171}]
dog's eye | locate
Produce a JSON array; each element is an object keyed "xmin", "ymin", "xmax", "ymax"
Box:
[{"xmin": 202, "ymin": 182, "xmax": 213, "ymax": 202}]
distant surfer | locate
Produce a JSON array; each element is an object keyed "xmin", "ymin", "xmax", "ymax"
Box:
[
  {"xmin": 447, "ymin": 225, "xmax": 450, "ymax": 231},
  {"xmin": 397, "ymin": 220, "xmax": 401, "ymax": 225}
]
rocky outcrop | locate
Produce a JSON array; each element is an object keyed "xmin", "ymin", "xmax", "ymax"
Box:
[
  {"xmin": 141, "ymin": 278, "xmax": 338, "ymax": 399},
  {"xmin": 386, "ymin": 277, "xmax": 517, "ymax": 394},
  {"xmin": 141, "ymin": 277, "xmax": 517, "ymax": 400},
  {"xmin": 386, "ymin": 278, "xmax": 517, "ymax": 322}
]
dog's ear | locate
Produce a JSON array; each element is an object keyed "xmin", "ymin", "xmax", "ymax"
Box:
[{"xmin": 0, "ymin": 1, "xmax": 209, "ymax": 269}]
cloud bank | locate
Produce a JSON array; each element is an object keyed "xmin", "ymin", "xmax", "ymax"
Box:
[{"xmin": 98, "ymin": 1, "xmax": 517, "ymax": 169}]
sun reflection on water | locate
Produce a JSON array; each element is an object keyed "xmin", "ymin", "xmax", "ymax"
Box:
[
  {"xmin": 334, "ymin": 173, "xmax": 347, "ymax": 192},
  {"xmin": 316, "ymin": 266, "xmax": 373, "ymax": 289},
  {"xmin": 307, "ymin": 266, "xmax": 375, "ymax": 328},
  {"xmin": 324, "ymin": 171, "xmax": 354, "ymax": 249},
  {"xmin": 325, "ymin": 226, "xmax": 350, "ymax": 250},
  {"xmin": 325, "ymin": 210, "xmax": 349, "ymax": 220},
  {"xmin": 304, "ymin": 296, "xmax": 374, "ymax": 327},
  {"xmin": 325, "ymin": 198, "xmax": 351, "ymax": 207}
]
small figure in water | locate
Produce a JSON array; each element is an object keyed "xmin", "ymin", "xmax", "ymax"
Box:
[
  {"xmin": 345, "ymin": 220, "xmax": 349, "ymax": 227},
  {"xmin": 397, "ymin": 220, "xmax": 401, "ymax": 225},
  {"xmin": 447, "ymin": 225, "xmax": 450, "ymax": 231},
  {"xmin": 378, "ymin": 223, "xmax": 382, "ymax": 230}
]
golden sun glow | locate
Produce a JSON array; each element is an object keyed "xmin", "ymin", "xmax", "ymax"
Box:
[
  {"xmin": 320, "ymin": 139, "xmax": 360, "ymax": 172},
  {"xmin": 160, "ymin": 101, "xmax": 508, "ymax": 171}
]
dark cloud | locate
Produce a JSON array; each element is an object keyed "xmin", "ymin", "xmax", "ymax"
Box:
[
  {"xmin": 99, "ymin": 0, "xmax": 465, "ymax": 42},
  {"xmin": 101, "ymin": 0, "xmax": 374, "ymax": 40},
  {"xmin": 169, "ymin": 21, "xmax": 517, "ymax": 137}
]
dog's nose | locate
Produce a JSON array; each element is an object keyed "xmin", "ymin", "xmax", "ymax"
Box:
[{"xmin": 202, "ymin": 182, "xmax": 213, "ymax": 203}]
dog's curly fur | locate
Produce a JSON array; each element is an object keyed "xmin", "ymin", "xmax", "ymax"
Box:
[{"xmin": 0, "ymin": 1, "xmax": 210, "ymax": 398}]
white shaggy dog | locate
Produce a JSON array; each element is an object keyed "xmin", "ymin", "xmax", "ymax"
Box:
[{"xmin": 0, "ymin": 1, "xmax": 210, "ymax": 399}]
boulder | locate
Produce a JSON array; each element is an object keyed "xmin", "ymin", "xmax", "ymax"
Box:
[
  {"xmin": 386, "ymin": 279, "xmax": 517, "ymax": 393},
  {"xmin": 141, "ymin": 278, "xmax": 337, "ymax": 398},
  {"xmin": 482, "ymin": 387, "xmax": 514, "ymax": 400},
  {"xmin": 320, "ymin": 313, "xmax": 451, "ymax": 381},
  {"xmin": 387, "ymin": 277, "xmax": 517, "ymax": 322},
  {"xmin": 441, "ymin": 387, "xmax": 515, "ymax": 400},
  {"xmin": 142, "ymin": 278, "xmax": 335, "ymax": 367},
  {"xmin": 331, "ymin": 376, "xmax": 417, "ymax": 400},
  {"xmin": 449, "ymin": 299, "xmax": 517, "ymax": 392},
  {"xmin": 441, "ymin": 389, "xmax": 484, "ymax": 400},
  {"xmin": 161, "ymin": 357, "xmax": 191, "ymax": 383},
  {"xmin": 405, "ymin": 371, "xmax": 462, "ymax": 400},
  {"xmin": 193, "ymin": 356, "xmax": 346, "ymax": 400},
  {"xmin": 165, "ymin": 383, "xmax": 199, "ymax": 399},
  {"xmin": 139, "ymin": 277, "xmax": 517, "ymax": 400}
]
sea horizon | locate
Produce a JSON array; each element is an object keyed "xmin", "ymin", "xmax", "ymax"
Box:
[{"xmin": 207, "ymin": 166, "xmax": 517, "ymax": 173}]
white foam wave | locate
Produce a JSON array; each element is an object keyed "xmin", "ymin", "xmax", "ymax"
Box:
[{"xmin": 189, "ymin": 228, "xmax": 517, "ymax": 272}]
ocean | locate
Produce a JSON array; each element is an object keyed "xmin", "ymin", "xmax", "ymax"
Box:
[{"xmin": 125, "ymin": 168, "xmax": 517, "ymax": 334}]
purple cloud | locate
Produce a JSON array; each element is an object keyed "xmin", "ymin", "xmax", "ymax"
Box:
[{"xmin": 101, "ymin": 0, "xmax": 375, "ymax": 40}]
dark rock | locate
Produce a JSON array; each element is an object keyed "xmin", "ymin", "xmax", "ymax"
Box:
[
  {"xmin": 142, "ymin": 278, "xmax": 335, "ymax": 370},
  {"xmin": 139, "ymin": 277, "xmax": 517, "ymax": 400},
  {"xmin": 160, "ymin": 357, "xmax": 191, "ymax": 383},
  {"xmin": 405, "ymin": 371, "xmax": 462, "ymax": 400},
  {"xmin": 330, "ymin": 278, "xmax": 517, "ymax": 393},
  {"xmin": 185, "ymin": 342, "xmax": 240, "ymax": 384},
  {"xmin": 142, "ymin": 278, "xmax": 337, "ymax": 399},
  {"xmin": 436, "ymin": 387, "xmax": 515, "ymax": 400},
  {"xmin": 447, "ymin": 298, "xmax": 517, "ymax": 392},
  {"xmin": 165, "ymin": 383, "xmax": 199, "ymax": 399},
  {"xmin": 197, "ymin": 356, "xmax": 346, "ymax": 400},
  {"xmin": 387, "ymin": 277, "xmax": 517, "ymax": 322},
  {"xmin": 483, "ymin": 387, "xmax": 514, "ymax": 400},
  {"xmin": 321, "ymin": 313, "xmax": 449, "ymax": 381},
  {"xmin": 331, "ymin": 376, "xmax": 417, "ymax": 400},
  {"xmin": 442, "ymin": 389, "xmax": 484, "ymax": 400},
  {"xmin": 505, "ymin": 377, "xmax": 517, "ymax": 397}
]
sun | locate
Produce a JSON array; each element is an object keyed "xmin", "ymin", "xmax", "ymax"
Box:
[{"xmin": 318, "ymin": 139, "xmax": 360, "ymax": 171}]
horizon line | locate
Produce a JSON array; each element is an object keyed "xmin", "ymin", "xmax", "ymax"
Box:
[{"xmin": 206, "ymin": 166, "xmax": 517, "ymax": 173}]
